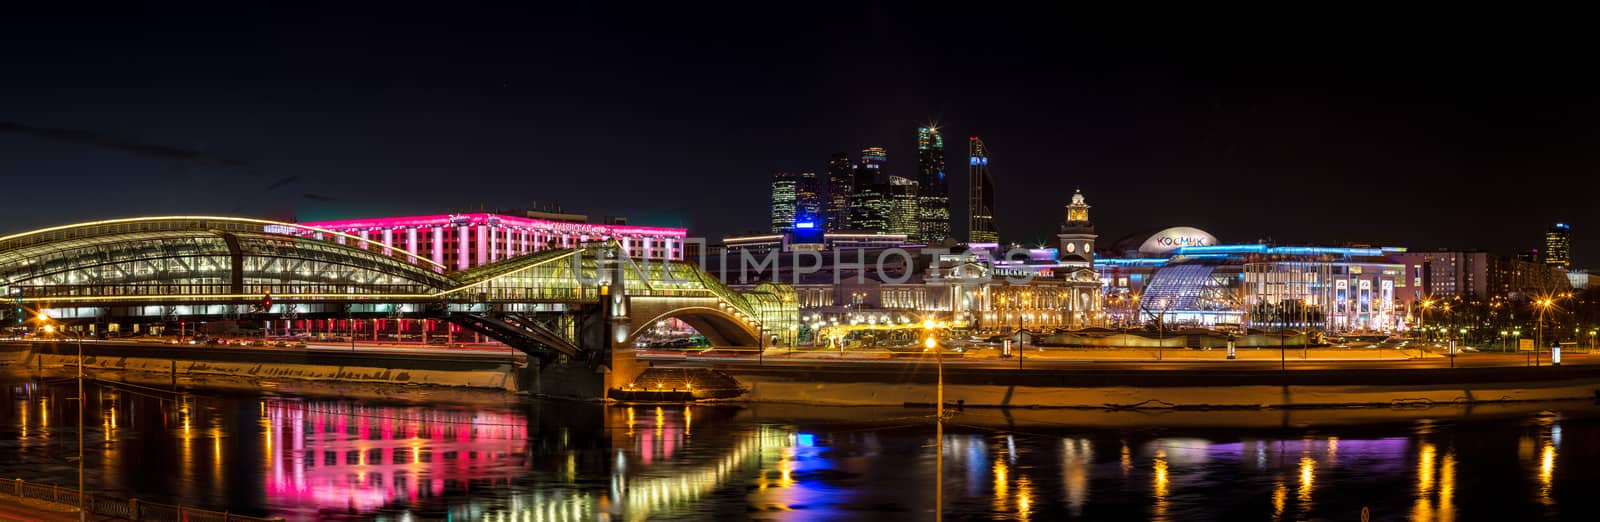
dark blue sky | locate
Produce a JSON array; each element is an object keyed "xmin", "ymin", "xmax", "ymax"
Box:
[{"xmin": 2, "ymin": 6, "xmax": 1597, "ymax": 265}]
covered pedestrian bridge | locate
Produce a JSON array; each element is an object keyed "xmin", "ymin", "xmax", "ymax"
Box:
[{"xmin": 0, "ymin": 216, "xmax": 796, "ymax": 359}]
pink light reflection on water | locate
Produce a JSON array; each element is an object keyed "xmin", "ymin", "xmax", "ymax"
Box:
[{"xmin": 262, "ymin": 400, "xmax": 528, "ymax": 517}]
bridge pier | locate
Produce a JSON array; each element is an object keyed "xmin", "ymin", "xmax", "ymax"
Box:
[
  {"xmin": 511, "ymin": 340, "xmax": 649, "ymax": 399},
  {"xmin": 518, "ymin": 357, "xmax": 612, "ymax": 399}
]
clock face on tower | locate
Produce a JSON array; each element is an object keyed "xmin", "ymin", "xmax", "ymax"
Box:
[
  {"xmin": 1083, "ymin": 242, "xmax": 1091, "ymax": 254},
  {"xmin": 1066, "ymin": 242, "xmax": 1076, "ymax": 254}
]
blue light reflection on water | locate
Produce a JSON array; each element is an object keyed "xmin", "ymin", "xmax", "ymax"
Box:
[{"xmin": 2, "ymin": 377, "xmax": 1598, "ymax": 521}]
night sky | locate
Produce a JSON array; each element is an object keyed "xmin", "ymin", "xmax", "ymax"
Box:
[{"xmin": 3, "ymin": 7, "xmax": 1596, "ymax": 265}]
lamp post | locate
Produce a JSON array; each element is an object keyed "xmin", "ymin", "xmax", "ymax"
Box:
[
  {"xmin": 1155, "ymin": 298, "xmax": 1169, "ymax": 362},
  {"xmin": 925, "ymin": 329, "xmax": 943, "ymax": 522},
  {"xmin": 1535, "ymin": 298, "xmax": 1554, "ymax": 367},
  {"xmin": 788, "ymin": 325, "xmax": 797, "ymax": 356},
  {"xmin": 1279, "ymin": 303, "xmax": 1286, "ymax": 371},
  {"xmin": 1301, "ymin": 298, "xmax": 1309, "ymax": 360},
  {"xmin": 40, "ymin": 313, "xmax": 87, "ymax": 522},
  {"xmin": 1419, "ymin": 299, "xmax": 1434, "ymax": 340},
  {"xmin": 1453, "ymin": 327, "xmax": 1466, "ymax": 368}
]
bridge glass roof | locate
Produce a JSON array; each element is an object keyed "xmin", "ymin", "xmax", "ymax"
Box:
[{"xmin": 1, "ymin": 225, "xmax": 456, "ymax": 302}]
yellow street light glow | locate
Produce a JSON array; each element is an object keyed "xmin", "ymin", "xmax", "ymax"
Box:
[
  {"xmin": 42, "ymin": 325, "xmax": 55, "ymax": 333},
  {"xmin": 924, "ymin": 336, "xmax": 937, "ymax": 350},
  {"xmin": 36, "ymin": 312, "xmax": 49, "ymax": 321}
]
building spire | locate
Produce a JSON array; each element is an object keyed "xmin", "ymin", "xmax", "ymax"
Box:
[{"xmin": 1066, "ymin": 189, "xmax": 1090, "ymax": 224}]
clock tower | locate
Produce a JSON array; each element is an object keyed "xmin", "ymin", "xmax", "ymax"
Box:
[{"xmin": 1057, "ymin": 189, "xmax": 1096, "ymax": 265}]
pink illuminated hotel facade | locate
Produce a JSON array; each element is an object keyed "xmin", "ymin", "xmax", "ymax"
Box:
[{"xmin": 296, "ymin": 212, "xmax": 688, "ymax": 270}]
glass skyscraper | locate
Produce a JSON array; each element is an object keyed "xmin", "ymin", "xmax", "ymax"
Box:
[
  {"xmin": 825, "ymin": 152, "xmax": 853, "ymax": 231},
  {"xmin": 888, "ymin": 175, "xmax": 920, "ymax": 237},
  {"xmin": 770, "ymin": 171, "xmax": 797, "ymax": 233},
  {"xmin": 968, "ymin": 136, "xmax": 997, "ymax": 243},
  {"xmin": 916, "ymin": 126, "xmax": 950, "ymax": 243},
  {"xmin": 850, "ymin": 147, "xmax": 890, "ymax": 233},
  {"xmin": 795, "ymin": 171, "xmax": 822, "ymax": 227},
  {"xmin": 1545, "ymin": 222, "xmax": 1571, "ymax": 269}
]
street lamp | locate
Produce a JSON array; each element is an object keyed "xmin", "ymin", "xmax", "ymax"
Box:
[
  {"xmin": 1535, "ymin": 297, "xmax": 1555, "ymax": 367},
  {"xmin": 925, "ymin": 331, "xmax": 945, "ymax": 522},
  {"xmin": 788, "ymin": 324, "xmax": 798, "ymax": 355},
  {"xmin": 1154, "ymin": 298, "xmax": 1169, "ymax": 361},
  {"xmin": 925, "ymin": 333, "xmax": 942, "ymax": 414},
  {"xmin": 37, "ymin": 312, "xmax": 87, "ymax": 522},
  {"xmin": 1301, "ymin": 298, "xmax": 1310, "ymax": 360},
  {"xmin": 1420, "ymin": 299, "xmax": 1435, "ymax": 340}
]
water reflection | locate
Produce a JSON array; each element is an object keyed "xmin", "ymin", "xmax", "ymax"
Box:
[
  {"xmin": 1059, "ymin": 438, "xmax": 1091, "ymax": 517},
  {"xmin": 3, "ymin": 378, "xmax": 1600, "ymax": 520},
  {"xmin": 262, "ymin": 399, "xmax": 529, "ymax": 518},
  {"xmin": 1152, "ymin": 449, "xmax": 1169, "ymax": 521}
]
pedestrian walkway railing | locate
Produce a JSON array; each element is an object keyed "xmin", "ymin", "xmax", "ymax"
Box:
[{"xmin": 4, "ymin": 477, "xmax": 283, "ymax": 522}]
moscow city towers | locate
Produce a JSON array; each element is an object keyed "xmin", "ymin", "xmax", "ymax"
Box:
[
  {"xmin": 916, "ymin": 126, "xmax": 950, "ymax": 243},
  {"xmin": 968, "ymin": 136, "xmax": 998, "ymax": 243},
  {"xmin": 794, "ymin": 126, "xmax": 962, "ymax": 242}
]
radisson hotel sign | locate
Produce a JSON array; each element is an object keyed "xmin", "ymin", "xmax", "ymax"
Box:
[{"xmin": 1137, "ymin": 226, "xmax": 1219, "ymax": 255}]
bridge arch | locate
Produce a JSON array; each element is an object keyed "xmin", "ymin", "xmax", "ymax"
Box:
[{"xmin": 625, "ymin": 304, "xmax": 763, "ymax": 347}]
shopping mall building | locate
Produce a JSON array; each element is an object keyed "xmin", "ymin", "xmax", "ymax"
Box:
[{"xmin": 1095, "ymin": 227, "xmax": 1412, "ymax": 333}]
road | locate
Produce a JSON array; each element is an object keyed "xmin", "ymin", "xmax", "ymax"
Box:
[{"xmin": 640, "ymin": 349, "xmax": 1598, "ymax": 372}]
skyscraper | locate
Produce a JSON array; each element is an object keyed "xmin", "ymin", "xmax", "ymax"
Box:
[
  {"xmin": 856, "ymin": 146, "xmax": 887, "ymax": 186},
  {"xmin": 769, "ymin": 171, "xmax": 797, "ymax": 233},
  {"xmin": 795, "ymin": 171, "xmax": 822, "ymax": 227},
  {"xmin": 1546, "ymin": 222, "xmax": 1571, "ymax": 269},
  {"xmin": 825, "ymin": 153, "xmax": 853, "ymax": 231},
  {"xmin": 916, "ymin": 126, "xmax": 950, "ymax": 243},
  {"xmin": 851, "ymin": 183, "xmax": 890, "ymax": 233},
  {"xmin": 888, "ymin": 175, "xmax": 920, "ymax": 237},
  {"xmin": 967, "ymin": 136, "xmax": 998, "ymax": 243},
  {"xmin": 850, "ymin": 147, "xmax": 890, "ymax": 232}
]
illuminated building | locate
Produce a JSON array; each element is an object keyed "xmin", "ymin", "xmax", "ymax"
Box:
[
  {"xmin": 1096, "ymin": 228, "xmax": 1412, "ymax": 331},
  {"xmin": 714, "ymin": 232, "xmax": 911, "ymax": 257},
  {"xmin": 298, "ymin": 212, "xmax": 688, "ymax": 270},
  {"xmin": 708, "ymin": 195, "xmax": 1110, "ymax": 330},
  {"xmin": 850, "ymin": 184, "xmax": 890, "ymax": 233},
  {"xmin": 967, "ymin": 136, "xmax": 997, "ymax": 243},
  {"xmin": 795, "ymin": 171, "xmax": 822, "ymax": 227},
  {"xmin": 770, "ymin": 171, "xmax": 797, "ymax": 233},
  {"xmin": 1049, "ymin": 190, "xmax": 1101, "ymax": 325},
  {"xmin": 916, "ymin": 126, "xmax": 950, "ymax": 243},
  {"xmin": 824, "ymin": 152, "xmax": 853, "ymax": 231},
  {"xmin": 849, "ymin": 147, "xmax": 891, "ymax": 233},
  {"xmin": 858, "ymin": 146, "xmax": 887, "ymax": 183},
  {"xmin": 1389, "ymin": 250, "xmax": 1571, "ymax": 303},
  {"xmin": 888, "ymin": 176, "xmax": 920, "ymax": 237},
  {"xmin": 1545, "ymin": 222, "xmax": 1571, "ymax": 269}
]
